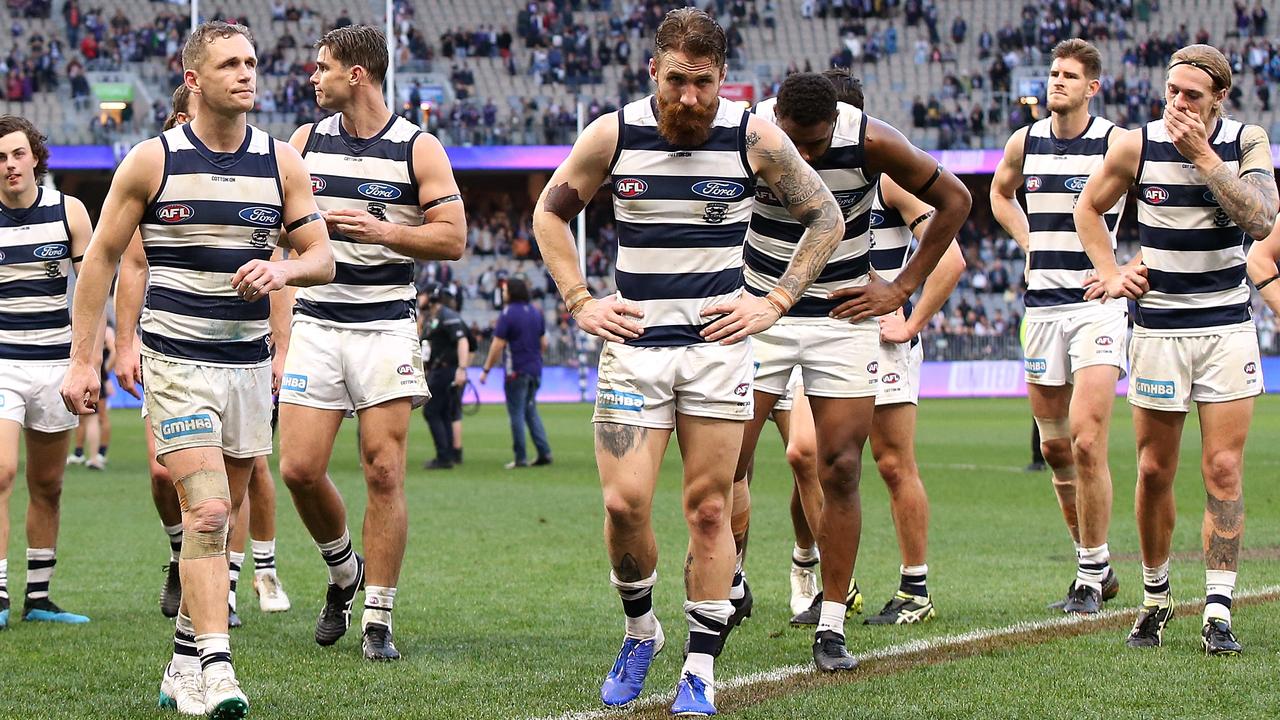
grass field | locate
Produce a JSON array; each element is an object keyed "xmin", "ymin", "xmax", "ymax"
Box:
[{"xmin": 4, "ymin": 397, "xmax": 1280, "ymax": 719}]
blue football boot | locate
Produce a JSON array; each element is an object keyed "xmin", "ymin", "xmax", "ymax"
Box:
[
  {"xmin": 601, "ymin": 621, "xmax": 665, "ymax": 706},
  {"xmin": 670, "ymin": 672, "xmax": 716, "ymax": 716}
]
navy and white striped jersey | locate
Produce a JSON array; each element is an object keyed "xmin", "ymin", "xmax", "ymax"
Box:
[
  {"xmin": 869, "ymin": 184, "xmax": 913, "ymax": 283},
  {"xmin": 296, "ymin": 113, "xmax": 422, "ymax": 333},
  {"xmin": 1021, "ymin": 116, "xmax": 1126, "ymax": 317},
  {"xmin": 1134, "ymin": 118, "xmax": 1252, "ymax": 334},
  {"xmin": 0, "ymin": 188, "xmax": 72, "ymax": 362},
  {"xmin": 139, "ymin": 124, "xmax": 284, "ymax": 366},
  {"xmin": 744, "ymin": 98, "xmax": 877, "ymax": 317},
  {"xmin": 607, "ymin": 95, "xmax": 754, "ymax": 347}
]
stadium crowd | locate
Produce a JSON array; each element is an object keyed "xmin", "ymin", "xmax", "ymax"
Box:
[{"xmin": 3, "ymin": 0, "xmax": 1280, "ymax": 358}]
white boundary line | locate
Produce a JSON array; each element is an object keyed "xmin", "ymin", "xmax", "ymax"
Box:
[{"xmin": 532, "ymin": 584, "xmax": 1280, "ymax": 720}]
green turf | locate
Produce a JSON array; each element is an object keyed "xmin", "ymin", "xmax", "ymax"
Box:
[{"xmin": 2, "ymin": 397, "xmax": 1279, "ymax": 719}]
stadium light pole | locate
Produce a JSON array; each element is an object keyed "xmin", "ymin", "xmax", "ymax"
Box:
[
  {"xmin": 385, "ymin": 0, "xmax": 396, "ymax": 110},
  {"xmin": 190, "ymin": 0, "xmax": 198, "ymax": 34}
]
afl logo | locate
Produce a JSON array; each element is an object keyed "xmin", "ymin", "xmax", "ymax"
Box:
[
  {"xmin": 397, "ymin": 364, "xmax": 414, "ymax": 376},
  {"xmin": 1144, "ymin": 186, "xmax": 1169, "ymax": 204},
  {"xmin": 1095, "ymin": 335, "xmax": 1114, "ymax": 346},
  {"xmin": 358, "ymin": 182, "xmax": 402, "ymax": 200},
  {"xmin": 692, "ymin": 180, "xmax": 745, "ymax": 199},
  {"xmin": 33, "ymin": 243, "xmax": 67, "ymax": 259},
  {"xmin": 867, "ymin": 361, "xmax": 879, "ymax": 374},
  {"xmin": 734, "ymin": 383, "xmax": 750, "ymax": 396},
  {"xmin": 883, "ymin": 373, "xmax": 901, "ymax": 385},
  {"xmin": 157, "ymin": 203, "xmax": 194, "ymax": 223},
  {"xmin": 870, "ymin": 211, "xmax": 884, "ymax": 227},
  {"xmin": 239, "ymin": 207, "xmax": 282, "ymax": 226},
  {"xmin": 1025, "ymin": 176, "xmax": 1042, "ymax": 192},
  {"xmin": 1065, "ymin": 176, "xmax": 1089, "ymax": 192},
  {"xmin": 615, "ymin": 178, "xmax": 647, "ymax": 197},
  {"xmin": 311, "ymin": 176, "xmax": 326, "ymax": 193},
  {"xmin": 1245, "ymin": 361, "xmax": 1257, "ymax": 375}
]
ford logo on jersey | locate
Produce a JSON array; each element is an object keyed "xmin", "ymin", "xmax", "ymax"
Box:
[
  {"xmin": 692, "ymin": 180, "xmax": 745, "ymax": 199},
  {"xmin": 358, "ymin": 182, "xmax": 402, "ymax": 200},
  {"xmin": 157, "ymin": 203, "xmax": 194, "ymax": 223},
  {"xmin": 239, "ymin": 207, "xmax": 281, "ymax": 226},
  {"xmin": 1065, "ymin": 176, "xmax": 1089, "ymax": 192},
  {"xmin": 870, "ymin": 211, "xmax": 884, "ymax": 227},
  {"xmin": 33, "ymin": 243, "xmax": 67, "ymax": 259}
]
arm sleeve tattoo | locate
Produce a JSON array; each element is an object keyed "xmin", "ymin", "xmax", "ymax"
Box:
[{"xmin": 1204, "ymin": 162, "xmax": 1278, "ymax": 240}]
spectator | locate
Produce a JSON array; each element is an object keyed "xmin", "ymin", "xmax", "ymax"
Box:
[{"xmin": 479, "ymin": 277, "xmax": 553, "ymax": 469}]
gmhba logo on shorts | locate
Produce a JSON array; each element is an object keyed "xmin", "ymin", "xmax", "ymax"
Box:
[
  {"xmin": 1134, "ymin": 377, "xmax": 1175, "ymax": 399},
  {"xmin": 1024, "ymin": 357, "xmax": 1048, "ymax": 374},
  {"xmin": 160, "ymin": 413, "xmax": 215, "ymax": 440},
  {"xmin": 281, "ymin": 373, "xmax": 308, "ymax": 392},
  {"xmin": 597, "ymin": 389, "xmax": 644, "ymax": 412}
]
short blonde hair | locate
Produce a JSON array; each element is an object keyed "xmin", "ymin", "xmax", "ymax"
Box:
[
  {"xmin": 181, "ymin": 21, "xmax": 254, "ymax": 72},
  {"xmin": 1168, "ymin": 44, "xmax": 1231, "ymax": 93}
]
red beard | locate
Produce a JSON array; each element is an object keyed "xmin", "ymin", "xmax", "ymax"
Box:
[{"xmin": 656, "ymin": 94, "xmax": 718, "ymax": 148}]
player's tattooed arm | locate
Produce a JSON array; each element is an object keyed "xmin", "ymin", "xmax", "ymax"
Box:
[
  {"xmin": 748, "ymin": 117, "xmax": 844, "ymax": 301},
  {"xmin": 1205, "ymin": 494, "xmax": 1244, "ymax": 570},
  {"xmin": 596, "ymin": 423, "xmax": 648, "ymax": 459},
  {"xmin": 1198, "ymin": 124, "xmax": 1277, "ymax": 240},
  {"xmin": 1203, "ymin": 165, "xmax": 1278, "ymax": 241}
]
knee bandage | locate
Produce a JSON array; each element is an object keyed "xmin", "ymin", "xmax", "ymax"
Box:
[
  {"xmin": 1033, "ymin": 416, "xmax": 1071, "ymax": 442},
  {"xmin": 177, "ymin": 470, "xmax": 231, "ymax": 559}
]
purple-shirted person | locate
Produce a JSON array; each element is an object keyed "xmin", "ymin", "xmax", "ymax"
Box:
[{"xmin": 479, "ymin": 277, "xmax": 553, "ymax": 468}]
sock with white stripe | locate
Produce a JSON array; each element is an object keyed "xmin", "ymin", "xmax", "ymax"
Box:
[
  {"xmin": 1142, "ymin": 560, "xmax": 1171, "ymax": 606},
  {"xmin": 172, "ymin": 613, "xmax": 199, "ymax": 672},
  {"xmin": 25, "ymin": 548, "xmax": 55, "ymax": 601},
  {"xmin": 196, "ymin": 632, "xmax": 233, "ymax": 675},
  {"xmin": 1205, "ymin": 569, "xmax": 1236, "ymax": 624},
  {"xmin": 227, "ymin": 552, "xmax": 244, "ymax": 612},
  {"xmin": 792, "ymin": 543, "xmax": 819, "ymax": 569},
  {"xmin": 729, "ymin": 553, "xmax": 746, "ymax": 602},
  {"xmin": 1076, "ymin": 544, "xmax": 1110, "ymax": 592},
  {"xmin": 163, "ymin": 524, "xmax": 183, "ymax": 563},
  {"xmin": 899, "ymin": 564, "xmax": 928, "ymax": 597},
  {"xmin": 611, "ymin": 570, "xmax": 658, "ymax": 638},
  {"xmin": 362, "ymin": 585, "xmax": 396, "ymax": 631},
  {"xmin": 816, "ymin": 599, "xmax": 847, "ymax": 637},
  {"xmin": 252, "ymin": 538, "xmax": 276, "ymax": 575},
  {"xmin": 683, "ymin": 599, "xmax": 732, "ymax": 684},
  {"xmin": 0, "ymin": 558, "xmax": 7, "ymax": 601},
  {"xmin": 316, "ymin": 530, "xmax": 359, "ymax": 588}
]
